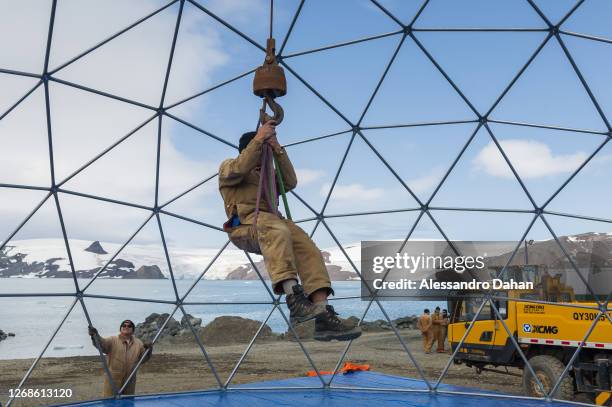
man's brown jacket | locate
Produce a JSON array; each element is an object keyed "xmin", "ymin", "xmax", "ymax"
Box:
[
  {"xmin": 218, "ymin": 138, "xmax": 297, "ymax": 224},
  {"xmin": 92, "ymin": 334, "xmax": 150, "ymax": 397}
]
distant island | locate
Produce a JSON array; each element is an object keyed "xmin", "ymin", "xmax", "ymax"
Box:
[
  {"xmin": 1, "ymin": 233, "xmax": 610, "ymax": 289},
  {"xmin": 225, "ymin": 251, "xmax": 358, "ymax": 281},
  {"xmin": 0, "ymin": 240, "xmax": 358, "ymax": 281},
  {"xmin": 0, "ymin": 241, "xmax": 165, "ymax": 279}
]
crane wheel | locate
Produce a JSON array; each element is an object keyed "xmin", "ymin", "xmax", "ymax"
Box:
[{"xmin": 522, "ymin": 355, "xmax": 575, "ymax": 400}]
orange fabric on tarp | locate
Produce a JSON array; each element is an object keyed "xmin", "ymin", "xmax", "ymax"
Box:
[{"xmin": 306, "ymin": 362, "xmax": 370, "ymax": 377}]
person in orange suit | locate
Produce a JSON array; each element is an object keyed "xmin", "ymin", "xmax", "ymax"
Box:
[{"xmin": 417, "ymin": 308, "xmax": 433, "ymax": 354}]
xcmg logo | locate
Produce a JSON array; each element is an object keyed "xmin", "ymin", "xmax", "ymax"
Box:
[{"xmin": 522, "ymin": 324, "xmax": 558, "ymax": 334}]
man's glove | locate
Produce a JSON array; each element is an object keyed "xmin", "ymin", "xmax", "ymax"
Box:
[
  {"xmin": 143, "ymin": 342, "xmax": 152, "ymax": 350},
  {"xmin": 88, "ymin": 326, "xmax": 98, "ymax": 337}
]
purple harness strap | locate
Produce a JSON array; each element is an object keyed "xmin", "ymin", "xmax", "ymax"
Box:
[
  {"xmin": 268, "ymin": 144, "xmax": 279, "ymax": 211},
  {"xmin": 253, "ymin": 142, "xmax": 279, "ymax": 231}
]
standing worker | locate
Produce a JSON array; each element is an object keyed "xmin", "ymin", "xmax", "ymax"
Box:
[
  {"xmin": 88, "ymin": 320, "xmax": 151, "ymax": 397},
  {"xmin": 417, "ymin": 308, "xmax": 433, "ymax": 354},
  {"xmin": 431, "ymin": 306, "xmax": 442, "ymax": 352},
  {"xmin": 218, "ymin": 121, "xmax": 361, "ymax": 342},
  {"xmin": 437, "ymin": 309, "xmax": 450, "ymax": 353}
]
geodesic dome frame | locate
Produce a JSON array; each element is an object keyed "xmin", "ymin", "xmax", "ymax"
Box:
[{"xmin": 1, "ymin": 0, "xmax": 611, "ymax": 405}]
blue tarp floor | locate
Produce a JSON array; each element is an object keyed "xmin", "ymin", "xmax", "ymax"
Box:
[{"xmin": 57, "ymin": 371, "xmax": 576, "ymax": 407}]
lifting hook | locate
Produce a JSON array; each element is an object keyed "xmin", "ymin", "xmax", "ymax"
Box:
[
  {"xmin": 253, "ymin": 38, "xmax": 286, "ymax": 125},
  {"xmin": 260, "ymin": 95, "xmax": 284, "ymax": 125}
]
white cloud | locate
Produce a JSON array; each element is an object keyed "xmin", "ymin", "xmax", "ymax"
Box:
[
  {"xmin": 0, "ymin": 1, "xmax": 233, "ymax": 244},
  {"xmin": 319, "ymin": 182, "xmax": 385, "ymax": 200},
  {"xmin": 408, "ymin": 167, "xmax": 444, "ymax": 194},
  {"xmin": 473, "ymin": 139, "xmax": 587, "ymax": 179},
  {"xmin": 205, "ymin": 0, "xmax": 266, "ymax": 23},
  {"xmin": 295, "ymin": 168, "xmax": 325, "ymax": 185}
]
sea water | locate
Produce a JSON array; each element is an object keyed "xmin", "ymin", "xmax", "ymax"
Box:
[{"xmin": 0, "ymin": 279, "xmax": 444, "ymax": 359}]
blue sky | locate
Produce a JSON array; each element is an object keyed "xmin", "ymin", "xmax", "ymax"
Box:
[
  {"xmin": 166, "ymin": 0, "xmax": 612, "ymax": 248},
  {"xmin": 1, "ymin": 0, "xmax": 612, "ymax": 253}
]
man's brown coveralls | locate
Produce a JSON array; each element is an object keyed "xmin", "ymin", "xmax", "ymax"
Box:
[
  {"xmin": 431, "ymin": 310, "xmax": 442, "ymax": 351},
  {"xmin": 219, "ymin": 138, "xmax": 332, "ymax": 297},
  {"xmin": 92, "ymin": 334, "xmax": 150, "ymax": 397},
  {"xmin": 438, "ymin": 314, "xmax": 449, "ymax": 352},
  {"xmin": 416, "ymin": 313, "xmax": 433, "ymax": 353}
]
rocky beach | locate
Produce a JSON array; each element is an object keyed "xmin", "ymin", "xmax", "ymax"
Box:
[
  {"xmin": 3, "ymin": 232, "xmax": 610, "ymax": 406},
  {"xmin": 0, "ymin": 317, "xmax": 527, "ymax": 407}
]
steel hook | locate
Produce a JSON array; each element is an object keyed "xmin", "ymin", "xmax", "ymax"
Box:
[{"xmin": 260, "ymin": 95, "xmax": 284, "ymax": 125}]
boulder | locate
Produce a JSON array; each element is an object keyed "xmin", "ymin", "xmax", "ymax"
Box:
[
  {"xmin": 394, "ymin": 316, "xmax": 417, "ymax": 329},
  {"xmin": 199, "ymin": 316, "xmax": 272, "ymax": 346},
  {"xmin": 180, "ymin": 314, "xmax": 202, "ymax": 329},
  {"xmin": 135, "ymin": 313, "xmax": 182, "ymax": 342},
  {"xmin": 359, "ymin": 315, "xmax": 418, "ymax": 331},
  {"xmin": 361, "ymin": 319, "xmax": 390, "ymax": 332}
]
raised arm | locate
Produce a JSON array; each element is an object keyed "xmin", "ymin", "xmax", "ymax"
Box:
[
  {"xmin": 89, "ymin": 327, "xmax": 112, "ymax": 354},
  {"xmin": 218, "ymin": 121, "xmax": 276, "ymax": 187}
]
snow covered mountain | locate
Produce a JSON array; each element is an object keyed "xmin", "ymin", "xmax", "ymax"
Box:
[{"xmin": 0, "ymin": 239, "xmax": 360, "ymax": 280}]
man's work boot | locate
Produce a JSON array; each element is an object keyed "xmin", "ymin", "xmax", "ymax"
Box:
[
  {"xmin": 286, "ymin": 285, "xmax": 327, "ymax": 324},
  {"xmin": 314, "ymin": 305, "xmax": 362, "ymax": 342}
]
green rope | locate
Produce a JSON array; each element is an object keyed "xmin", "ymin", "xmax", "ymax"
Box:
[
  {"xmin": 268, "ymin": 156, "xmax": 276, "ymax": 210},
  {"xmin": 273, "ymin": 155, "xmax": 292, "ymax": 220}
]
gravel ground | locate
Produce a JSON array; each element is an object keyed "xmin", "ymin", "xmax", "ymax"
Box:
[{"xmin": 1, "ymin": 330, "xmax": 531, "ymax": 407}]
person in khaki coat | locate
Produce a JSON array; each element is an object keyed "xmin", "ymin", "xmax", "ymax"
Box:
[
  {"xmin": 88, "ymin": 320, "xmax": 151, "ymax": 397},
  {"xmin": 218, "ymin": 121, "xmax": 360, "ymax": 342},
  {"xmin": 416, "ymin": 309, "xmax": 433, "ymax": 354}
]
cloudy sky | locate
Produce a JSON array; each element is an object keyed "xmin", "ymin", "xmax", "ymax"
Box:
[{"xmin": 1, "ymin": 0, "xmax": 612, "ymax": 256}]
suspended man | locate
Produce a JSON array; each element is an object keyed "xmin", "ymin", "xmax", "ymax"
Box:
[{"xmin": 218, "ymin": 121, "xmax": 361, "ymax": 341}]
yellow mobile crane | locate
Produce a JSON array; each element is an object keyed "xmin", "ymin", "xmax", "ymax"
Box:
[{"xmin": 448, "ymin": 269, "xmax": 612, "ymax": 405}]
